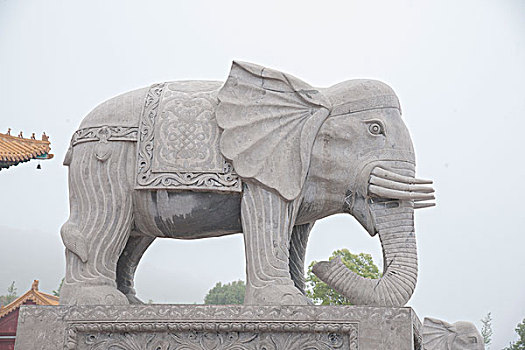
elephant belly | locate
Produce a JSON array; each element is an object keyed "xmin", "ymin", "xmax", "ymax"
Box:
[{"xmin": 133, "ymin": 190, "xmax": 243, "ymax": 239}]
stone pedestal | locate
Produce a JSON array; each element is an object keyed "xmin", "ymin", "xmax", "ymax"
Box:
[{"xmin": 15, "ymin": 305, "xmax": 422, "ymax": 350}]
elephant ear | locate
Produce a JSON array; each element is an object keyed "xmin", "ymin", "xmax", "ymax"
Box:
[
  {"xmin": 216, "ymin": 61, "xmax": 331, "ymax": 201},
  {"xmin": 422, "ymin": 317, "xmax": 456, "ymax": 349}
]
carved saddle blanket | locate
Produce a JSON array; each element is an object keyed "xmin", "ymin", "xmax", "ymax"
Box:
[
  {"xmin": 69, "ymin": 61, "xmax": 337, "ymax": 199},
  {"xmin": 136, "ymin": 81, "xmax": 241, "ymax": 192},
  {"xmin": 69, "ymin": 81, "xmax": 242, "ymax": 193}
]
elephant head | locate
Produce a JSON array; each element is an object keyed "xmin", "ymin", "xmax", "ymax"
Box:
[
  {"xmin": 422, "ymin": 317, "xmax": 485, "ymax": 350},
  {"xmin": 309, "ymin": 79, "xmax": 436, "ymax": 307},
  {"xmin": 217, "ymin": 61, "xmax": 434, "ymax": 306}
]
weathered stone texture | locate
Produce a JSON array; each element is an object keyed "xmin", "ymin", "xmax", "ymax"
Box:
[
  {"xmin": 15, "ymin": 305, "xmax": 421, "ymax": 350},
  {"xmin": 60, "ymin": 61, "xmax": 435, "ymax": 307},
  {"xmin": 422, "ymin": 317, "xmax": 484, "ymax": 350}
]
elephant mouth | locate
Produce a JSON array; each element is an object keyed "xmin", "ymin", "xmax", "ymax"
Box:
[
  {"xmin": 343, "ymin": 162, "xmax": 435, "ymax": 237},
  {"xmin": 312, "ymin": 163, "xmax": 435, "ymax": 307},
  {"xmin": 368, "ymin": 166, "xmax": 435, "ymax": 209}
]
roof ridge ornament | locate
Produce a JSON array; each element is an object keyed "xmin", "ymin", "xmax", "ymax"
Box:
[{"xmin": 31, "ymin": 280, "xmax": 39, "ymax": 291}]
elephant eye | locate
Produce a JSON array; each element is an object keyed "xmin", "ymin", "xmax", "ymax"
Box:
[
  {"xmin": 468, "ymin": 336, "xmax": 478, "ymax": 343},
  {"xmin": 367, "ymin": 121, "xmax": 384, "ymax": 136}
]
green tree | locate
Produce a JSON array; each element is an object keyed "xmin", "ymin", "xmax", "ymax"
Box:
[
  {"xmin": 0, "ymin": 281, "xmax": 18, "ymax": 307},
  {"xmin": 504, "ymin": 318, "xmax": 525, "ymax": 350},
  {"xmin": 204, "ymin": 280, "xmax": 245, "ymax": 305},
  {"xmin": 481, "ymin": 312, "xmax": 493, "ymax": 349},
  {"xmin": 52, "ymin": 278, "xmax": 64, "ymax": 297},
  {"xmin": 306, "ymin": 249, "xmax": 381, "ymax": 305}
]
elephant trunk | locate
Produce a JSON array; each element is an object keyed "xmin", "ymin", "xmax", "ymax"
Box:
[{"xmin": 312, "ymin": 165, "xmax": 434, "ymax": 307}]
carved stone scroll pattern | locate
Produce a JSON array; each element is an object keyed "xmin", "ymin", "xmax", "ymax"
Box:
[
  {"xmin": 137, "ymin": 83, "xmax": 165, "ymax": 184},
  {"xmin": 136, "ymin": 83, "xmax": 241, "ymax": 192},
  {"xmin": 66, "ymin": 321, "xmax": 357, "ymax": 350},
  {"xmin": 70, "ymin": 126, "xmax": 138, "ymax": 146},
  {"xmin": 61, "ymin": 306, "xmax": 361, "ymax": 350},
  {"xmin": 77, "ymin": 331, "xmax": 352, "ymax": 350},
  {"xmin": 60, "ymin": 304, "xmax": 392, "ymax": 322}
]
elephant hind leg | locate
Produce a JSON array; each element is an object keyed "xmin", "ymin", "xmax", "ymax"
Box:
[
  {"xmin": 60, "ymin": 141, "xmax": 135, "ymax": 305},
  {"xmin": 116, "ymin": 234, "xmax": 155, "ymax": 304}
]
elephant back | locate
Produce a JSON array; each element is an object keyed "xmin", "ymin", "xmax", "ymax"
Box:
[
  {"xmin": 78, "ymin": 81, "xmax": 225, "ymax": 130},
  {"xmin": 68, "ymin": 80, "xmax": 242, "ymax": 194},
  {"xmin": 79, "ymin": 86, "xmax": 150, "ymax": 130}
]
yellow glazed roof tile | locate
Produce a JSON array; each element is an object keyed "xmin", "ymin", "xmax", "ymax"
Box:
[
  {"xmin": 0, "ymin": 280, "xmax": 59, "ymax": 319},
  {"xmin": 0, "ymin": 130, "xmax": 53, "ymax": 169}
]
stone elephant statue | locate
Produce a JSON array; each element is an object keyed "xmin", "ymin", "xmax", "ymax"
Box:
[
  {"xmin": 59, "ymin": 61, "xmax": 434, "ymax": 306},
  {"xmin": 422, "ymin": 317, "xmax": 485, "ymax": 350}
]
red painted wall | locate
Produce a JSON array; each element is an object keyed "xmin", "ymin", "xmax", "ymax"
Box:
[
  {"xmin": 0, "ymin": 300, "xmax": 36, "ymax": 350},
  {"xmin": 0, "ymin": 339, "xmax": 15, "ymax": 350}
]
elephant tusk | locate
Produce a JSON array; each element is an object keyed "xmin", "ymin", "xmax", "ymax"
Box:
[
  {"xmin": 371, "ymin": 167, "xmax": 433, "ymax": 185},
  {"xmin": 369, "ymin": 184, "xmax": 436, "ymax": 201},
  {"xmin": 414, "ymin": 202, "xmax": 436, "ymax": 209},
  {"xmin": 369, "ymin": 175, "xmax": 434, "ymax": 194}
]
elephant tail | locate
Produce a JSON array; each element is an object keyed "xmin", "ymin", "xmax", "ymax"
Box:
[
  {"xmin": 61, "ymin": 221, "xmax": 88, "ymax": 263},
  {"xmin": 63, "ymin": 143, "xmax": 73, "ymax": 166}
]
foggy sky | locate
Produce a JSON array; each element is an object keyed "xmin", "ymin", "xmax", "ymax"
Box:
[{"xmin": 1, "ymin": 1, "xmax": 524, "ymax": 348}]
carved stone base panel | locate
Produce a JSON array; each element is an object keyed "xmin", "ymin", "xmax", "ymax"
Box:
[
  {"xmin": 15, "ymin": 305, "xmax": 421, "ymax": 350},
  {"xmin": 77, "ymin": 330, "xmax": 351, "ymax": 350}
]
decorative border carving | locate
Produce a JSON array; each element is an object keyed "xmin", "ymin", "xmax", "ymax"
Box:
[
  {"xmin": 65, "ymin": 320, "xmax": 358, "ymax": 350},
  {"xmin": 136, "ymin": 162, "xmax": 240, "ymax": 190},
  {"xmin": 70, "ymin": 126, "xmax": 138, "ymax": 146},
  {"xmin": 135, "ymin": 83, "xmax": 242, "ymax": 192},
  {"xmin": 77, "ymin": 331, "xmax": 349, "ymax": 350},
  {"xmin": 136, "ymin": 82, "xmax": 165, "ymax": 183},
  {"xmin": 58, "ymin": 304, "xmax": 387, "ymax": 321}
]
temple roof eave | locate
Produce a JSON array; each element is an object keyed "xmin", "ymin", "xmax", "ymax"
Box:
[
  {"xmin": 0, "ymin": 130, "xmax": 53, "ymax": 170},
  {"xmin": 0, "ymin": 281, "xmax": 59, "ymax": 319}
]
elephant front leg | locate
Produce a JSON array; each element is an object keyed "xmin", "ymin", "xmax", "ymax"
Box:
[
  {"xmin": 289, "ymin": 223, "xmax": 314, "ymax": 295},
  {"xmin": 241, "ymin": 183, "xmax": 309, "ymax": 305}
]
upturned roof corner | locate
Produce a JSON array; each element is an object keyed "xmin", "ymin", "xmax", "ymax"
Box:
[
  {"xmin": 0, "ymin": 280, "xmax": 59, "ymax": 319},
  {"xmin": 0, "ymin": 129, "xmax": 54, "ymax": 170}
]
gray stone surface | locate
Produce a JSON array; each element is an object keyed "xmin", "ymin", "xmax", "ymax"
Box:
[
  {"xmin": 422, "ymin": 317, "xmax": 484, "ymax": 350},
  {"xmin": 60, "ymin": 61, "xmax": 435, "ymax": 307},
  {"xmin": 14, "ymin": 305, "xmax": 422, "ymax": 350}
]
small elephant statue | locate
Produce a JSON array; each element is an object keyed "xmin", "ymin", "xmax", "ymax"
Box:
[
  {"xmin": 59, "ymin": 61, "xmax": 434, "ymax": 306},
  {"xmin": 422, "ymin": 317, "xmax": 485, "ymax": 350}
]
